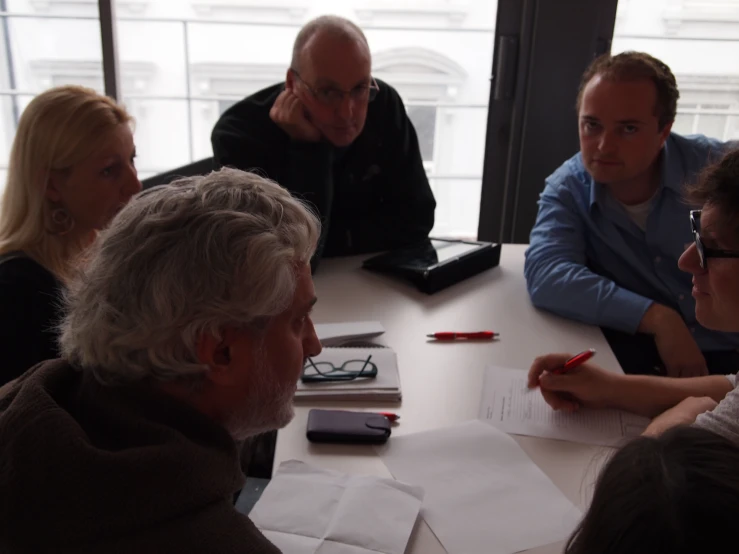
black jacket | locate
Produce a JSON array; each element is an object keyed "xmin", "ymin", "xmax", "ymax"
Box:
[
  {"xmin": 0, "ymin": 359, "xmax": 280, "ymax": 554},
  {"xmin": 211, "ymin": 80, "xmax": 436, "ymax": 265},
  {"xmin": 0, "ymin": 252, "xmax": 63, "ymax": 386}
]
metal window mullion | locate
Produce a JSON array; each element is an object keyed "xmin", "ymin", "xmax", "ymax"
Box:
[
  {"xmin": 183, "ymin": 20, "xmax": 194, "ymax": 163},
  {"xmin": 98, "ymin": 0, "xmax": 120, "ymax": 100},
  {"xmin": 0, "ymin": 1, "xmax": 19, "ymax": 126},
  {"xmin": 722, "ymin": 113, "xmax": 732, "ymax": 141}
]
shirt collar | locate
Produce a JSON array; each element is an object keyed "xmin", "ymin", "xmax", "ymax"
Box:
[{"xmin": 589, "ymin": 133, "xmax": 680, "ymax": 210}]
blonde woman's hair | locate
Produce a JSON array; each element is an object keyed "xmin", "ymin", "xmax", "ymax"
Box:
[{"xmin": 0, "ymin": 85, "xmax": 132, "ymax": 280}]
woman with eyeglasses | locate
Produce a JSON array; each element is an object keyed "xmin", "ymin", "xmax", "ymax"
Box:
[
  {"xmin": 528, "ymin": 147, "xmax": 739, "ymax": 443},
  {"xmin": 527, "ymin": 150, "xmax": 739, "ymax": 554}
]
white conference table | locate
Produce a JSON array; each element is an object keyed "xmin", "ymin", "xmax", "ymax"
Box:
[{"xmin": 274, "ymin": 244, "xmax": 624, "ymax": 554}]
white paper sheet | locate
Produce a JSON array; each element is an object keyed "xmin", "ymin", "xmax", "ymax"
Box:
[
  {"xmin": 378, "ymin": 420, "xmax": 581, "ymax": 554},
  {"xmin": 479, "ymin": 365, "xmax": 649, "ymax": 446},
  {"xmin": 315, "ymin": 321, "xmax": 385, "ymax": 347},
  {"xmin": 250, "ymin": 460, "xmax": 424, "ymax": 554}
]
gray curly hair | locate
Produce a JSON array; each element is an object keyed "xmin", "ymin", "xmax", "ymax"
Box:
[{"xmin": 59, "ymin": 167, "xmax": 320, "ymax": 385}]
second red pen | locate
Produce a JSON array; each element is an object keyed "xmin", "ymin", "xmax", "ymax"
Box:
[{"xmin": 426, "ymin": 331, "xmax": 499, "ymax": 340}]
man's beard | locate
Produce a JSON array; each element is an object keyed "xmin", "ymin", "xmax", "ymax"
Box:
[{"xmin": 224, "ymin": 348, "xmax": 297, "ymax": 442}]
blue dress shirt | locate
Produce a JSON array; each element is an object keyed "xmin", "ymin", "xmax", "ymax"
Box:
[{"xmin": 524, "ymin": 133, "xmax": 739, "ymax": 352}]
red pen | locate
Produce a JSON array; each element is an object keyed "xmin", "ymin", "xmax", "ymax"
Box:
[
  {"xmin": 426, "ymin": 331, "xmax": 499, "ymax": 341},
  {"xmin": 379, "ymin": 412, "xmax": 400, "ymax": 423},
  {"xmin": 552, "ymin": 348, "xmax": 596, "ymax": 375}
]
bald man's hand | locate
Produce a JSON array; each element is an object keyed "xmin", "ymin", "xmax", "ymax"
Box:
[{"xmin": 270, "ymin": 89, "xmax": 321, "ymax": 143}]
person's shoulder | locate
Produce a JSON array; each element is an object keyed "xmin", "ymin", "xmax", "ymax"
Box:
[
  {"xmin": 546, "ymin": 152, "xmax": 591, "ymax": 194},
  {"xmin": 5, "ymin": 358, "xmax": 69, "ymax": 389},
  {"xmin": 0, "ymin": 252, "xmax": 57, "ymax": 290},
  {"xmin": 213, "ymin": 83, "xmax": 283, "ymax": 131},
  {"xmin": 668, "ymin": 132, "xmax": 729, "ymax": 164},
  {"xmin": 670, "ymin": 132, "xmax": 724, "ymax": 150},
  {"xmin": 229, "ymin": 82, "xmax": 283, "ymax": 114},
  {"xmin": 368, "ymin": 78, "xmax": 405, "ymax": 118},
  {"xmin": 375, "ymin": 78, "xmax": 402, "ymax": 102}
]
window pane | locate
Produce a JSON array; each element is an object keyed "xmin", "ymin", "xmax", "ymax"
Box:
[
  {"xmin": 7, "ymin": 0, "xmax": 99, "ymax": 17},
  {"xmin": 407, "ymin": 105, "xmax": 437, "ymax": 162},
  {"xmin": 117, "ymin": 20, "xmax": 187, "ymax": 97},
  {"xmin": 429, "ymin": 106, "xmax": 488, "ymax": 238},
  {"xmin": 0, "ymin": 2, "xmax": 103, "ymax": 198},
  {"xmin": 127, "ymin": 98, "xmax": 191, "ymax": 177},
  {"xmin": 191, "ymin": 99, "xmax": 220, "ymax": 162},
  {"xmin": 0, "ymin": 96, "xmax": 18, "ymax": 180},
  {"xmin": 672, "ymin": 112, "xmax": 695, "ymax": 135},
  {"xmin": 695, "ymin": 113, "xmax": 727, "ymax": 138},
  {"xmin": 431, "ymin": 177, "xmax": 482, "ymax": 239},
  {"xmin": 612, "ymin": 0, "xmax": 739, "ymax": 142},
  {"xmin": 115, "ymin": 0, "xmax": 497, "ymax": 238},
  {"xmin": 727, "ymin": 115, "xmax": 739, "ymax": 140}
]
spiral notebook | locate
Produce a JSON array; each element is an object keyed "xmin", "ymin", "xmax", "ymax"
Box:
[{"xmin": 295, "ymin": 346, "xmax": 402, "ymax": 402}]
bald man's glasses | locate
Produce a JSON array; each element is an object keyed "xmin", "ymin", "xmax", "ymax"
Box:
[{"xmin": 292, "ymin": 71, "xmax": 379, "ymax": 107}]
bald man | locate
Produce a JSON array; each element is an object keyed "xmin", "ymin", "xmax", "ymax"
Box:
[{"xmin": 211, "ymin": 15, "xmax": 436, "ymax": 267}]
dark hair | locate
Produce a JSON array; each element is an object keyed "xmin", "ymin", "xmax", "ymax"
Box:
[
  {"xmin": 565, "ymin": 426, "xmax": 739, "ymax": 554},
  {"xmin": 576, "ymin": 51, "xmax": 679, "ymax": 130},
  {"xmin": 685, "ymin": 148, "xmax": 739, "ymax": 241}
]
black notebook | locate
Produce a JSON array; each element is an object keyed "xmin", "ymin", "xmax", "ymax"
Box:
[{"xmin": 362, "ymin": 238, "xmax": 502, "ymax": 294}]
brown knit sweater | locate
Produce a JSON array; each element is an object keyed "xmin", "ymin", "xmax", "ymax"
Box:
[{"xmin": 0, "ymin": 359, "xmax": 281, "ymax": 554}]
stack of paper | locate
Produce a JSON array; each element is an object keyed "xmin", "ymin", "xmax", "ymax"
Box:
[
  {"xmin": 314, "ymin": 321, "xmax": 385, "ymax": 347},
  {"xmin": 295, "ymin": 347, "xmax": 402, "ymax": 402},
  {"xmin": 478, "ymin": 365, "xmax": 649, "ymax": 446},
  {"xmin": 250, "ymin": 460, "xmax": 424, "ymax": 554},
  {"xmin": 378, "ymin": 420, "xmax": 582, "ymax": 554}
]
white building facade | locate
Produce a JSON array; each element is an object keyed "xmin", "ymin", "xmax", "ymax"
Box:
[{"xmin": 0, "ymin": 0, "xmax": 736, "ymax": 237}]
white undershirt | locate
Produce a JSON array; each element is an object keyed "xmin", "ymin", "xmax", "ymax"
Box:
[{"xmin": 619, "ymin": 195, "xmax": 655, "ymax": 231}]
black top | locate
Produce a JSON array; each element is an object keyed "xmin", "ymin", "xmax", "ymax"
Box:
[
  {"xmin": 211, "ymin": 79, "xmax": 437, "ymax": 267},
  {"xmin": 0, "ymin": 252, "xmax": 64, "ymax": 385}
]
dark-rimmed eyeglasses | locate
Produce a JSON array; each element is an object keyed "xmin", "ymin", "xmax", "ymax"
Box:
[
  {"xmin": 690, "ymin": 209, "xmax": 739, "ymax": 269},
  {"xmin": 301, "ymin": 354, "xmax": 377, "ymax": 383},
  {"xmin": 291, "ymin": 70, "xmax": 379, "ymax": 107}
]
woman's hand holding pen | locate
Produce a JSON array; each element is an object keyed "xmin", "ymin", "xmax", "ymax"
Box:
[{"xmin": 527, "ymin": 352, "xmax": 619, "ymax": 412}]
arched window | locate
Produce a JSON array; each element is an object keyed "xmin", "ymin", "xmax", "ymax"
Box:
[{"xmin": 372, "ymin": 47, "xmax": 466, "ymax": 170}]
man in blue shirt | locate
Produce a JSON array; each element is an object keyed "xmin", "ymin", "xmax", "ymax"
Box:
[{"xmin": 525, "ymin": 51, "xmax": 739, "ymax": 377}]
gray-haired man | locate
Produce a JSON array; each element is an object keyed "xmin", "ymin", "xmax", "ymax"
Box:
[{"xmin": 0, "ymin": 168, "xmax": 322, "ymax": 553}]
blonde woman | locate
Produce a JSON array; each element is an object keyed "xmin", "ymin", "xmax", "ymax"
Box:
[{"xmin": 0, "ymin": 85, "xmax": 140, "ymax": 385}]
